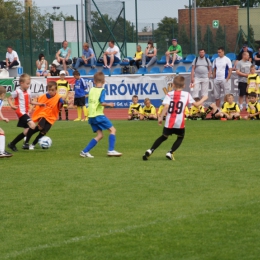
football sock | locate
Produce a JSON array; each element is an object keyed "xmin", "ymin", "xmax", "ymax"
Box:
[
  {"xmin": 108, "ymin": 134, "xmax": 115, "ymax": 151},
  {"xmin": 32, "ymin": 133, "xmax": 45, "ymax": 146},
  {"xmin": 0, "ymin": 134, "xmax": 5, "ymax": 153},
  {"xmin": 83, "ymin": 138, "xmax": 97, "ymax": 153},
  {"xmin": 170, "ymin": 136, "xmax": 184, "ymax": 153},
  {"xmin": 77, "ymin": 106, "xmax": 82, "ymax": 119},
  {"xmin": 205, "ymin": 106, "xmax": 213, "ymax": 114},
  {"xmin": 25, "ymin": 126, "xmax": 40, "ymax": 143},
  {"xmin": 11, "ymin": 132, "xmax": 25, "ymax": 145},
  {"xmin": 65, "ymin": 109, "xmax": 68, "ymax": 119},
  {"xmin": 83, "ymin": 106, "xmax": 88, "ymax": 117},
  {"xmin": 150, "ymin": 135, "xmax": 168, "ymax": 151},
  {"xmin": 59, "ymin": 110, "xmax": 62, "ymax": 119}
]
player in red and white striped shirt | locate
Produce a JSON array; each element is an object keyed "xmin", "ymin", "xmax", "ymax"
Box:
[
  {"xmin": 7, "ymin": 74, "xmax": 45, "ymax": 152},
  {"xmin": 143, "ymin": 75, "xmax": 207, "ymax": 161}
]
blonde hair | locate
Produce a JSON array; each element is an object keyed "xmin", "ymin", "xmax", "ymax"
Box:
[
  {"xmin": 83, "ymin": 42, "xmax": 89, "ymax": 48},
  {"xmin": 173, "ymin": 75, "xmax": 185, "ymax": 89},
  {"xmin": 144, "ymin": 98, "xmax": 150, "ymax": 103},
  {"xmin": 19, "ymin": 73, "xmax": 31, "ymax": 84},
  {"xmin": 0, "ymin": 86, "xmax": 6, "ymax": 95},
  {"xmin": 94, "ymin": 71, "xmax": 105, "ymax": 84}
]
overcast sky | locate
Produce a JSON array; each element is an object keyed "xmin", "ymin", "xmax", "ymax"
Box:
[{"xmin": 33, "ymin": 0, "xmax": 189, "ymax": 26}]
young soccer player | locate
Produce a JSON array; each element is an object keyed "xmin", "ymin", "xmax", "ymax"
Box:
[
  {"xmin": 7, "ymin": 73, "xmax": 45, "ymax": 151},
  {"xmin": 128, "ymin": 95, "xmax": 144, "ymax": 120},
  {"xmin": 143, "ymin": 98, "xmax": 157, "ymax": 120},
  {"xmin": 80, "ymin": 71, "xmax": 122, "ymax": 158},
  {"xmin": 247, "ymin": 65, "xmax": 260, "ymax": 97},
  {"xmin": 57, "ymin": 70, "xmax": 70, "ymax": 120},
  {"xmin": 143, "ymin": 75, "xmax": 207, "ymax": 161},
  {"xmin": 245, "ymin": 92, "xmax": 260, "ymax": 120},
  {"xmin": 23, "ymin": 81, "xmax": 63, "ymax": 149},
  {"xmin": 73, "ymin": 70, "xmax": 88, "ymax": 121},
  {"xmin": 0, "ymin": 86, "xmax": 13, "ymax": 157},
  {"xmin": 217, "ymin": 93, "xmax": 240, "ymax": 120},
  {"xmin": 189, "ymin": 97, "xmax": 206, "ymax": 120}
]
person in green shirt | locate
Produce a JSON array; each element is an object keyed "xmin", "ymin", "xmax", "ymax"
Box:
[{"xmin": 165, "ymin": 39, "xmax": 182, "ymax": 67}]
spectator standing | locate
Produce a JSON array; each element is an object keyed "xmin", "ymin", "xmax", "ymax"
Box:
[
  {"xmin": 234, "ymin": 44, "xmax": 253, "ymax": 69},
  {"xmin": 36, "ymin": 54, "xmax": 48, "ymax": 76},
  {"xmin": 212, "ymin": 47, "xmax": 233, "ymax": 108},
  {"xmin": 129, "ymin": 45, "xmax": 143, "ymax": 69},
  {"xmin": 190, "ymin": 49, "xmax": 211, "ymax": 101},
  {"xmin": 141, "ymin": 40, "xmax": 157, "ymax": 68},
  {"xmin": 55, "ymin": 40, "xmax": 72, "ymax": 72},
  {"xmin": 0, "ymin": 46, "xmax": 20, "ymax": 69},
  {"xmin": 236, "ymin": 52, "xmax": 251, "ymax": 110},
  {"xmin": 165, "ymin": 39, "xmax": 182, "ymax": 67},
  {"xmin": 74, "ymin": 42, "xmax": 96, "ymax": 70},
  {"xmin": 103, "ymin": 41, "xmax": 121, "ymax": 69},
  {"xmin": 253, "ymin": 46, "xmax": 260, "ymax": 68}
]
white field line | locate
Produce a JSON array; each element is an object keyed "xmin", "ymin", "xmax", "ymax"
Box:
[{"xmin": 3, "ymin": 200, "xmax": 259, "ymax": 259}]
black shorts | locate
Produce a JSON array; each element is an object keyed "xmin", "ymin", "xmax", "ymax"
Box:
[
  {"xmin": 60, "ymin": 59, "xmax": 72, "ymax": 65},
  {"xmin": 74, "ymin": 97, "xmax": 86, "ymax": 106},
  {"xmin": 163, "ymin": 127, "xmax": 185, "ymax": 137},
  {"xmin": 38, "ymin": 117, "xmax": 52, "ymax": 134},
  {"xmin": 238, "ymin": 82, "xmax": 247, "ymax": 97},
  {"xmin": 17, "ymin": 114, "xmax": 32, "ymax": 128}
]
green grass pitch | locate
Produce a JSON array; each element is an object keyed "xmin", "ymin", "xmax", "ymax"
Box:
[{"xmin": 1, "ymin": 120, "xmax": 260, "ymax": 259}]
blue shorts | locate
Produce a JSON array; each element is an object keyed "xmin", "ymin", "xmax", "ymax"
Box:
[{"xmin": 88, "ymin": 115, "xmax": 113, "ymax": 132}]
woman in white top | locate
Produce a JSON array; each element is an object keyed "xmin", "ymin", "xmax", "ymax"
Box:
[
  {"xmin": 36, "ymin": 54, "xmax": 48, "ymax": 76},
  {"xmin": 141, "ymin": 40, "xmax": 157, "ymax": 68}
]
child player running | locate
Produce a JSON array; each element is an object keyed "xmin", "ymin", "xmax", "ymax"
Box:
[
  {"xmin": 7, "ymin": 73, "xmax": 45, "ymax": 151},
  {"xmin": 80, "ymin": 71, "xmax": 122, "ymax": 158},
  {"xmin": 23, "ymin": 81, "xmax": 63, "ymax": 149},
  {"xmin": 0, "ymin": 86, "xmax": 12, "ymax": 157},
  {"xmin": 143, "ymin": 75, "xmax": 207, "ymax": 161}
]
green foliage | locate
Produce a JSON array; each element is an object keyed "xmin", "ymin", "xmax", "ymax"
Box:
[
  {"xmin": 1, "ymin": 120, "xmax": 260, "ymax": 259},
  {"xmin": 154, "ymin": 17, "xmax": 178, "ymax": 57},
  {"xmin": 202, "ymin": 25, "xmax": 215, "ymax": 54},
  {"xmin": 196, "ymin": 0, "xmax": 258, "ymax": 7},
  {"xmin": 178, "ymin": 24, "xmax": 190, "ymax": 55},
  {"xmin": 215, "ymin": 25, "xmax": 229, "ymax": 52}
]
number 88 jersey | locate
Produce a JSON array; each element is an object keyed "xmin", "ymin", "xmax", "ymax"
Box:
[{"xmin": 163, "ymin": 91, "xmax": 195, "ymax": 129}]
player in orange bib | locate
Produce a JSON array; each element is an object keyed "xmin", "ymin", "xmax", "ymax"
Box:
[{"xmin": 23, "ymin": 81, "xmax": 63, "ymax": 150}]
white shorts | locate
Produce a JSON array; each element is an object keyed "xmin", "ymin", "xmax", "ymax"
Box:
[
  {"xmin": 214, "ymin": 79, "xmax": 231, "ymax": 99},
  {"xmin": 191, "ymin": 77, "xmax": 209, "ymax": 98},
  {"xmin": 170, "ymin": 54, "xmax": 182, "ymax": 61}
]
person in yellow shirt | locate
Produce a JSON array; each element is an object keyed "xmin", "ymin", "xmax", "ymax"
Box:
[
  {"xmin": 218, "ymin": 94, "xmax": 240, "ymax": 120},
  {"xmin": 128, "ymin": 95, "xmax": 144, "ymax": 120},
  {"xmin": 143, "ymin": 98, "xmax": 157, "ymax": 120},
  {"xmin": 189, "ymin": 97, "xmax": 206, "ymax": 119},
  {"xmin": 158, "ymin": 97, "xmax": 166, "ymax": 120},
  {"xmin": 129, "ymin": 45, "xmax": 143, "ymax": 69},
  {"xmin": 245, "ymin": 92, "xmax": 260, "ymax": 120},
  {"xmin": 57, "ymin": 70, "xmax": 70, "ymax": 120},
  {"xmin": 247, "ymin": 65, "xmax": 260, "ymax": 97}
]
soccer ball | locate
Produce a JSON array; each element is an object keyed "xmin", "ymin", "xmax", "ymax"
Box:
[{"xmin": 38, "ymin": 136, "xmax": 52, "ymax": 149}]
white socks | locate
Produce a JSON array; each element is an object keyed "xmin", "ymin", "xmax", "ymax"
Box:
[{"xmin": 0, "ymin": 134, "xmax": 5, "ymax": 153}]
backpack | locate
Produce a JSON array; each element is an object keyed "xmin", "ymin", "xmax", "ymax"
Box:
[
  {"xmin": 121, "ymin": 66, "xmax": 135, "ymax": 74},
  {"xmin": 194, "ymin": 56, "xmax": 210, "ymax": 67}
]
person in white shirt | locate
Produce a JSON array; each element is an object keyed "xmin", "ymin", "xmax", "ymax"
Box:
[
  {"xmin": 103, "ymin": 40, "xmax": 121, "ymax": 69},
  {"xmin": 212, "ymin": 47, "xmax": 232, "ymax": 108},
  {"xmin": 0, "ymin": 46, "xmax": 20, "ymax": 69}
]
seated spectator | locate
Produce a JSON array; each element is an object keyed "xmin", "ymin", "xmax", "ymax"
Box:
[
  {"xmin": 0, "ymin": 46, "xmax": 20, "ymax": 69},
  {"xmin": 165, "ymin": 39, "xmax": 182, "ymax": 67},
  {"xmin": 245, "ymin": 92, "xmax": 260, "ymax": 120},
  {"xmin": 36, "ymin": 54, "xmax": 48, "ymax": 76},
  {"xmin": 129, "ymin": 45, "xmax": 143, "ymax": 69},
  {"xmin": 141, "ymin": 40, "xmax": 157, "ymax": 68},
  {"xmin": 253, "ymin": 46, "xmax": 260, "ymax": 68},
  {"xmin": 74, "ymin": 42, "xmax": 96, "ymax": 70},
  {"xmin": 185, "ymin": 106, "xmax": 189, "ymax": 119},
  {"xmin": 128, "ymin": 95, "xmax": 144, "ymax": 120},
  {"xmin": 216, "ymin": 94, "xmax": 240, "ymax": 120},
  {"xmin": 103, "ymin": 40, "xmax": 121, "ymax": 69},
  {"xmin": 55, "ymin": 40, "xmax": 72, "ymax": 71},
  {"xmin": 143, "ymin": 98, "xmax": 157, "ymax": 120},
  {"xmin": 234, "ymin": 44, "xmax": 253, "ymax": 69},
  {"xmin": 247, "ymin": 64, "xmax": 260, "ymax": 96},
  {"xmin": 48, "ymin": 63, "xmax": 67, "ymax": 76},
  {"xmin": 158, "ymin": 97, "xmax": 166, "ymax": 120},
  {"xmin": 188, "ymin": 97, "xmax": 206, "ymax": 120}
]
